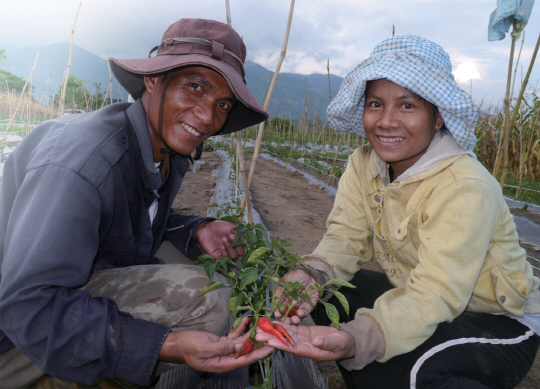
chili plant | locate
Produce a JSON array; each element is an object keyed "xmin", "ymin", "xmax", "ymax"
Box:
[{"xmin": 197, "ymin": 202, "xmax": 354, "ymax": 388}]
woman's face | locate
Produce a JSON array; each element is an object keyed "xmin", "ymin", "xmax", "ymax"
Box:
[{"xmin": 363, "ymin": 79, "xmax": 444, "ymax": 178}]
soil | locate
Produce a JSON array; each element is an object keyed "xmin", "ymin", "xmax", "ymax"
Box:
[{"xmin": 174, "ymin": 151, "xmax": 540, "ymax": 389}]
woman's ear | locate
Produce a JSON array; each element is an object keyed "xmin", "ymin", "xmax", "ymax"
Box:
[{"xmin": 435, "ymin": 112, "xmax": 444, "ymax": 131}]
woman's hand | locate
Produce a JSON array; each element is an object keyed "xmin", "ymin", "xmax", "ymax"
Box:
[
  {"xmin": 274, "ymin": 269, "xmax": 320, "ymax": 324},
  {"xmin": 255, "ymin": 322, "xmax": 355, "ymax": 362},
  {"xmin": 159, "ymin": 317, "xmax": 273, "ymax": 373}
]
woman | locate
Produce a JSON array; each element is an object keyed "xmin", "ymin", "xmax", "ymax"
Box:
[{"xmin": 257, "ymin": 35, "xmax": 540, "ymax": 388}]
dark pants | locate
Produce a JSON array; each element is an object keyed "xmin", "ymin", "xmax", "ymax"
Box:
[{"xmin": 312, "ymin": 269, "xmax": 540, "ymax": 389}]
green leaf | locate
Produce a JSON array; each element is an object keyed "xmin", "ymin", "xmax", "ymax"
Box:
[
  {"xmin": 239, "ymin": 267, "xmax": 259, "ymax": 290},
  {"xmin": 270, "ymin": 277, "xmax": 286, "ymax": 288},
  {"xmin": 270, "ymin": 259, "xmax": 288, "ymax": 267},
  {"xmin": 203, "ymin": 260, "xmax": 216, "ymax": 282},
  {"xmin": 209, "ymin": 203, "xmax": 219, "ymax": 208},
  {"xmin": 228, "ymin": 295, "xmax": 244, "ymax": 313},
  {"xmin": 323, "ymin": 302, "xmax": 341, "ymax": 329},
  {"xmin": 295, "ymin": 255, "xmax": 308, "ymax": 269},
  {"xmin": 247, "ymin": 247, "xmax": 272, "ymax": 263},
  {"xmin": 332, "ymin": 290, "xmax": 350, "ymax": 317},
  {"xmin": 216, "ymin": 210, "xmax": 223, "ymax": 219},
  {"xmin": 231, "ymin": 240, "xmax": 246, "ymax": 248},
  {"xmin": 324, "ymin": 278, "xmax": 356, "ymax": 289},
  {"xmin": 222, "ymin": 257, "xmax": 236, "ymax": 267},
  {"xmin": 232, "ymin": 305, "xmax": 251, "ymax": 315},
  {"xmin": 220, "ymin": 215, "xmax": 241, "ymax": 224},
  {"xmin": 254, "ymin": 223, "xmax": 265, "ymax": 230},
  {"xmin": 235, "ymin": 225, "xmax": 246, "ymax": 237},
  {"xmin": 197, "ymin": 253, "xmax": 214, "ymax": 261},
  {"xmin": 199, "ymin": 282, "xmax": 226, "ymax": 296},
  {"xmin": 300, "ymin": 293, "xmax": 315, "ymax": 306},
  {"xmin": 229, "ymin": 316, "xmax": 243, "ymax": 331},
  {"xmin": 245, "ymin": 230, "xmax": 257, "ymax": 244},
  {"xmin": 256, "ymin": 228, "xmax": 264, "ymax": 240}
]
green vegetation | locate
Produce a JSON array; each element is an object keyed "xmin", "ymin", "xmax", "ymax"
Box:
[{"xmin": 0, "ymin": 49, "xmax": 33, "ymax": 95}]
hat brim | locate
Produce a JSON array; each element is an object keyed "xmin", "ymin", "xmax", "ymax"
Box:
[{"xmin": 110, "ymin": 54, "xmax": 268, "ymax": 135}]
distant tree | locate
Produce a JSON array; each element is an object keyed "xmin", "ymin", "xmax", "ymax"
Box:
[
  {"xmin": 52, "ymin": 76, "xmax": 121, "ymax": 112},
  {"xmin": 0, "ymin": 69, "xmax": 28, "ymax": 94},
  {"xmin": 54, "ymin": 75, "xmax": 92, "ymax": 111},
  {"xmin": 0, "ymin": 49, "xmax": 32, "ymax": 95},
  {"xmin": 91, "ymin": 82, "xmax": 105, "ymax": 109}
]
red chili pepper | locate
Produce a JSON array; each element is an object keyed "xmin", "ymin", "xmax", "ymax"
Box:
[
  {"xmin": 257, "ymin": 317, "xmax": 275, "ymax": 333},
  {"xmin": 257, "ymin": 317, "xmax": 288, "ymax": 346},
  {"xmin": 278, "ymin": 304, "xmax": 299, "ymax": 317},
  {"xmin": 234, "ymin": 339, "xmax": 254, "ymax": 359},
  {"xmin": 274, "ymin": 323, "xmax": 295, "ymax": 347}
]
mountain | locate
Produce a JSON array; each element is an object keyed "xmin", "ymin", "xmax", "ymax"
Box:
[
  {"xmin": 0, "ymin": 43, "xmax": 127, "ymax": 103},
  {"xmin": 244, "ymin": 60, "xmax": 344, "ymax": 123},
  {"xmin": 0, "ymin": 43, "xmax": 343, "ymax": 120}
]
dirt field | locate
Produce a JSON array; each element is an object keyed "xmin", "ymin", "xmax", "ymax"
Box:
[{"xmin": 175, "ymin": 150, "xmax": 540, "ymax": 389}]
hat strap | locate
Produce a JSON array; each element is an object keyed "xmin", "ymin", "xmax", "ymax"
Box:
[
  {"xmin": 158, "ymin": 72, "xmax": 175, "ymax": 186},
  {"xmin": 149, "ymin": 37, "xmax": 245, "ymax": 78}
]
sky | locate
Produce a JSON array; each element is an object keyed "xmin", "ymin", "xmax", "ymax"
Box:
[{"xmin": 1, "ymin": 0, "xmax": 539, "ymax": 107}]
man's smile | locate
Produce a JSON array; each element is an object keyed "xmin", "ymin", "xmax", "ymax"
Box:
[{"xmin": 182, "ymin": 122, "xmax": 202, "ymax": 137}]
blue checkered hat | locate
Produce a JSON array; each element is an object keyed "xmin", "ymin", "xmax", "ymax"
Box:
[{"xmin": 327, "ymin": 35, "xmax": 478, "ymax": 151}]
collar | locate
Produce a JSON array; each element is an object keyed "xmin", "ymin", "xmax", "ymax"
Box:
[
  {"xmin": 126, "ymin": 100, "xmax": 162, "ymax": 189},
  {"xmin": 371, "ymin": 132, "xmax": 477, "ymax": 186}
]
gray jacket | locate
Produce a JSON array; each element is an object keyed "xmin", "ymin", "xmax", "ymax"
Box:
[{"xmin": 0, "ymin": 101, "xmax": 209, "ymax": 385}]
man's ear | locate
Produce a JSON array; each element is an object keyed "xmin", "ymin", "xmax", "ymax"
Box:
[{"xmin": 143, "ymin": 75, "xmax": 160, "ymax": 95}]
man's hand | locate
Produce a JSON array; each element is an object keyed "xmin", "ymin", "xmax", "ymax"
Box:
[
  {"xmin": 274, "ymin": 269, "xmax": 319, "ymax": 324},
  {"xmin": 194, "ymin": 220, "xmax": 244, "ymax": 260},
  {"xmin": 159, "ymin": 317, "xmax": 274, "ymax": 373},
  {"xmin": 255, "ymin": 323, "xmax": 355, "ymax": 362}
]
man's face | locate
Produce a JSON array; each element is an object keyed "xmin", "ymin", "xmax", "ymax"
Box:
[{"xmin": 143, "ymin": 66, "xmax": 236, "ymax": 160}]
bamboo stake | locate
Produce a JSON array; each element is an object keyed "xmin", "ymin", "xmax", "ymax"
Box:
[
  {"xmin": 59, "ymin": 2, "xmax": 81, "ymax": 117},
  {"xmin": 1, "ymin": 50, "xmax": 39, "ymax": 143},
  {"xmin": 246, "ymin": 0, "xmax": 295, "ymax": 192},
  {"xmin": 500, "ymin": 31, "xmax": 540, "ymax": 188},
  {"xmin": 327, "ymin": 133, "xmax": 343, "ymax": 185},
  {"xmin": 107, "ymin": 51, "xmax": 113, "ymax": 106},
  {"xmin": 327, "ymin": 59, "xmax": 332, "ymax": 102},
  {"xmin": 225, "ymin": 0, "xmax": 252, "ymax": 222},
  {"xmin": 510, "ymin": 32, "xmax": 525, "ymax": 98},
  {"xmin": 225, "ymin": 0, "xmax": 232, "ymax": 26},
  {"xmin": 496, "ymin": 20, "xmax": 517, "ymax": 182},
  {"xmin": 39, "ymin": 74, "xmax": 52, "ymax": 104}
]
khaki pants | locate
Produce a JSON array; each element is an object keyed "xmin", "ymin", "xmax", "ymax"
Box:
[{"xmin": 0, "ymin": 242, "xmax": 231, "ymax": 388}]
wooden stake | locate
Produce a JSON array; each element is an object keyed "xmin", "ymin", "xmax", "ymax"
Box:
[
  {"xmin": 246, "ymin": 0, "xmax": 295, "ymax": 192},
  {"xmin": 501, "ymin": 31, "xmax": 540, "ymax": 188},
  {"xmin": 495, "ymin": 20, "xmax": 517, "ymax": 182},
  {"xmin": 327, "ymin": 59, "xmax": 332, "ymax": 102},
  {"xmin": 225, "ymin": 0, "xmax": 252, "ymax": 222},
  {"xmin": 1, "ymin": 50, "xmax": 39, "ymax": 143},
  {"xmin": 59, "ymin": 2, "xmax": 81, "ymax": 116}
]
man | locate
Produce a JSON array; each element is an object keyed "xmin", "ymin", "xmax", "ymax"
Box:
[{"xmin": 0, "ymin": 18, "xmax": 272, "ymax": 388}]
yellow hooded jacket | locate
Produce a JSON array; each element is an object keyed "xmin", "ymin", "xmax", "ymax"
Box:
[{"xmin": 310, "ymin": 133, "xmax": 540, "ymax": 361}]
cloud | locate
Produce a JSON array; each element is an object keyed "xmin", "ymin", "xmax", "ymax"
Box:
[{"xmin": 0, "ymin": 0, "xmax": 538, "ymax": 106}]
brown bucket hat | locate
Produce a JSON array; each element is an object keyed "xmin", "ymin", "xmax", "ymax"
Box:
[{"xmin": 109, "ymin": 18, "xmax": 268, "ymax": 135}]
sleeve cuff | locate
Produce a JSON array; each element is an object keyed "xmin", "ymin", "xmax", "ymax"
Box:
[
  {"xmin": 338, "ymin": 315, "xmax": 385, "ymax": 371},
  {"xmin": 115, "ymin": 317, "xmax": 170, "ymax": 386},
  {"xmin": 295, "ymin": 257, "xmax": 337, "ymax": 302}
]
